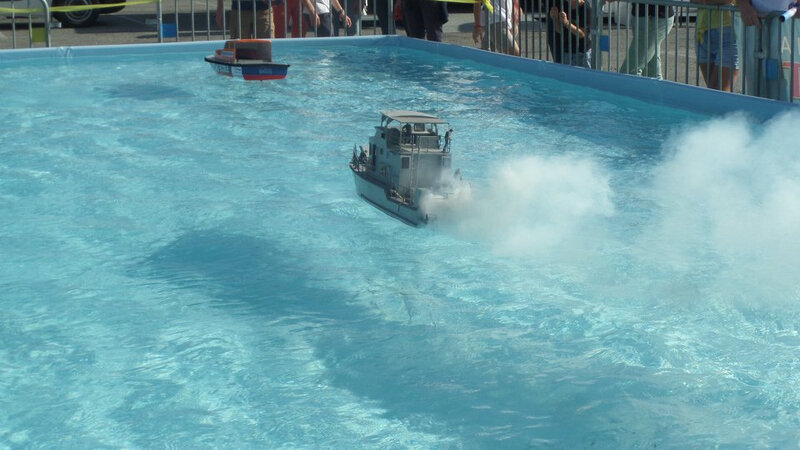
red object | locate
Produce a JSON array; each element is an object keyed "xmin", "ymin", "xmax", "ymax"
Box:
[
  {"xmin": 205, "ymin": 40, "xmax": 290, "ymax": 81},
  {"xmin": 273, "ymin": 0, "xmax": 306, "ymax": 38},
  {"xmin": 394, "ymin": 0, "xmax": 403, "ymax": 22}
]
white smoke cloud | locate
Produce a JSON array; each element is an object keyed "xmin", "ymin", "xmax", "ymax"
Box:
[
  {"xmin": 639, "ymin": 110, "xmax": 800, "ymax": 302},
  {"xmin": 426, "ymin": 110, "xmax": 800, "ymax": 303},
  {"xmin": 430, "ymin": 154, "xmax": 615, "ymax": 258}
]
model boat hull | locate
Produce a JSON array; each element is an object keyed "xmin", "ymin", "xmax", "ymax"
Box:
[
  {"xmin": 350, "ymin": 111, "xmax": 462, "ymax": 227},
  {"xmin": 204, "ymin": 56, "xmax": 289, "ymax": 81},
  {"xmin": 351, "ymin": 166, "xmax": 429, "ymax": 227}
]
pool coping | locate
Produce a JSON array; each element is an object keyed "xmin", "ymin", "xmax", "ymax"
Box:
[{"xmin": 2, "ymin": 35, "xmax": 797, "ymax": 121}]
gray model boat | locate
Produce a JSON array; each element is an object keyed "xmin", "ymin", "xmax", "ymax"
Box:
[{"xmin": 350, "ymin": 111, "xmax": 462, "ymax": 226}]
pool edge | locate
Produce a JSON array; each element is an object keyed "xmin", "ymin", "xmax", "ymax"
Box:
[{"xmin": 1, "ymin": 35, "xmax": 796, "ymax": 121}]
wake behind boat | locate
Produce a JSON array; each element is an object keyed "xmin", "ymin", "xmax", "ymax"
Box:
[
  {"xmin": 204, "ymin": 39, "xmax": 289, "ymax": 81},
  {"xmin": 350, "ymin": 111, "xmax": 464, "ymax": 226}
]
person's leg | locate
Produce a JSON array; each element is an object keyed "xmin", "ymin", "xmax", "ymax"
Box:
[
  {"xmin": 375, "ymin": 0, "xmax": 391, "ymax": 34},
  {"xmin": 332, "ymin": 11, "xmax": 341, "ymax": 35},
  {"xmin": 698, "ymin": 62, "xmax": 716, "ymax": 89},
  {"xmin": 509, "ymin": 29, "xmax": 520, "ymax": 56},
  {"xmin": 500, "ymin": 26, "xmax": 519, "ymax": 56},
  {"xmin": 348, "ymin": 10, "xmax": 362, "ymax": 36},
  {"xmin": 403, "ymin": 0, "xmax": 426, "ymax": 39},
  {"xmin": 488, "ymin": 23, "xmax": 517, "ymax": 56},
  {"xmin": 255, "ymin": 8, "xmax": 275, "ymax": 38},
  {"xmin": 303, "ymin": 13, "xmax": 314, "ymax": 37},
  {"xmin": 345, "ymin": 0, "xmax": 361, "ymax": 35},
  {"xmin": 317, "ymin": 13, "xmax": 334, "ymax": 36},
  {"xmin": 546, "ymin": 20, "xmax": 563, "ymax": 64},
  {"xmin": 480, "ymin": 21, "xmax": 490, "ymax": 50},
  {"xmin": 274, "ymin": 3, "xmax": 286, "ymax": 38},
  {"xmin": 512, "ymin": 0, "xmax": 520, "ymax": 50},
  {"xmin": 702, "ymin": 63, "xmax": 737, "ymax": 91},
  {"xmin": 718, "ymin": 26, "xmax": 740, "ymax": 92},
  {"xmin": 619, "ymin": 15, "xmax": 648, "ymax": 76},
  {"xmin": 420, "ymin": 0, "xmax": 443, "ymax": 41},
  {"xmin": 645, "ymin": 14, "xmax": 674, "ymax": 79},
  {"xmin": 241, "ymin": 11, "xmax": 256, "ymax": 38},
  {"xmin": 568, "ymin": 51, "xmax": 590, "ymax": 68},
  {"xmin": 286, "ymin": 0, "xmax": 302, "ymax": 37},
  {"xmin": 696, "ymin": 30, "xmax": 715, "ymax": 88},
  {"xmin": 229, "ymin": 10, "xmax": 241, "ymax": 38},
  {"xmin": 718, "ymin": 67, "xmax": 739, "ymax": 92},
  {"xmin": 485, "ymin": 23, "xmax": 496, "ymax": 51}
]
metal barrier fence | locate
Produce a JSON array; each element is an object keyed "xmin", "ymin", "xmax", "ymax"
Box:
[
  {"xmin": 514, "ymin": 0, "xmax": 798, "ymax": 101},
  {"xmin": 2, "ymin": 0, "xmax": 797, "ymax": 102}
]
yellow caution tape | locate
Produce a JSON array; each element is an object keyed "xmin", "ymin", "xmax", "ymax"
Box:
[
  {"xmin": 436, "ymin": 0, "xmax": 493, "ymax": 13},
  {"xmin": 0, "ymin": 0, "xmax": 158, "ymax": 15}
]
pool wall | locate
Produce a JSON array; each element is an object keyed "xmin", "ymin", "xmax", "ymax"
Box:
[{"xmin": 2, "ymin": 36, "xmax": 796, "ymax": 121}]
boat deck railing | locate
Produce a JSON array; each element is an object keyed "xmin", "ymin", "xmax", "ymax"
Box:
[{"xmin": 414, "ymin": 135, "xmax": 441, "ymax": 150}]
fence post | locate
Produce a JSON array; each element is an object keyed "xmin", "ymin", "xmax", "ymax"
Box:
[
  {"xmin": 741, "ymin": 13, "xmax": 800, "ymax": 101},
  {"xmin": 591, "ymin": 0, "xmax": 602, "ymax": 69}
]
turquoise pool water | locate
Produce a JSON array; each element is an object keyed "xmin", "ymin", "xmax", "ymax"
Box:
[{"xmin": 2, "ymin": 43, "xmax": 799, "ymax": 448}]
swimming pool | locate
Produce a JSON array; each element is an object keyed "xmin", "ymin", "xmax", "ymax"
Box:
[{"xmin": 2, "ymin": 38, "xmax": 799, "ymax": 448}]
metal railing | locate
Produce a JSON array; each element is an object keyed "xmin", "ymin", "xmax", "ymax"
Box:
[
  {"xmin": 1, "ymin": 0, "xmax": 52, "ymax": 47},
  {"xmin": 2, "ymin": 0, "xmax": 797, "ymax": 102},
  {"xmin": 156, "ymin": 0, "xmax": 395, "ymax": 40},
  {"xmin": 508, "ymin": 0, "xmax": 798, "ymax": 101}
]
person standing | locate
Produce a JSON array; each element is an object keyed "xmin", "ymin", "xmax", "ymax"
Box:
[
  {"xmin": 304, "ymin": 0, "xmax": 352, "ymax": 36},
  {"xmin": 546, "ymin": 0, "xmax": 592, "ymax": 68},
  {"xmin": 695, "ymin": 0, "xmax": 739, "ymax": 91},
  {"xmin": 216, "ymin": 0, "xmax": 276, "ymax": 38},
  {"xmin": 374, "ymin": 0, "xmax": 396, "ymax": 35},
  {"xmin": 338, "ymin": 0, "xmax": 364, "ymax": 35},
  {"xmin": 608, "ymin": 0, "xmax": 674, "ymax": 79},
  {"xmin": 473, "ymin": 0, "xmax": 521, "ymax": 55},
  {"xmin": 274, "ymin": 0, "xmax": 318, "ymax": 37},
  {"xmin": 443, "ymin": 128, "xmax": 453, "ymax": 152},
  {"xmin": 403, "ymin": 0, "xmax": 448, "ymax": 41}
]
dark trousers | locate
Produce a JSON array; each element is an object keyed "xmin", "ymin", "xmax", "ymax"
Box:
[
  {"xmin": 307, "ymin": 12, "xmax": 335, "ymax": 36},
  {"xmin": 403, "ymin": 0, "xmax": 445, "ymax": 41},
  {"xmin": 375, "ymin": 0, "xmax": 393, "ymax": 35}
]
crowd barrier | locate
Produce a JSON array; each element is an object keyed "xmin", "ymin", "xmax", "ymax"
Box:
[{"xmin": 1, "ymin": 0, "xmax": 797, "ymax": 102}]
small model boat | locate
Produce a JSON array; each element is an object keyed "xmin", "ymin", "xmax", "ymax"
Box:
[
  {"xmin": 350, "ymin": 111, "xmax": 463, "ymax": 226},
  {"xmin": 204, "ymin": 39, "xmax": 289, "ymax": 81}
]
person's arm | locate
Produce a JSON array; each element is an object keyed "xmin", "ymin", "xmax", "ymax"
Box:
[
  {"xmin": 559, "ymin": 9, "xmax": 587, "ymax": 39},
  {"xmin": 331, "ymin": 0, "xmax": 353, "ymax": 27},
  {"xmin": 304, "ymin": 0, "xmax": 321, "ymax": 26},
  {"xmin": 737, "ymin": 0, "xmax": 761, "ymax": 27},
  {"xmin": 549, "ymin": 6, "xmax": 562, "ymax": 34}
]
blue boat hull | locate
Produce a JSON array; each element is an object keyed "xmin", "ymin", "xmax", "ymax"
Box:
[{"xmin": 204, "ymin": 56, "xmax": 289, "ymax": 81}]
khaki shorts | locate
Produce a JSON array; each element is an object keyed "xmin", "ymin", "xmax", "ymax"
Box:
[{"xmin": 230, "ymin": 8, "xmax": 275, "ymax": 39}]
